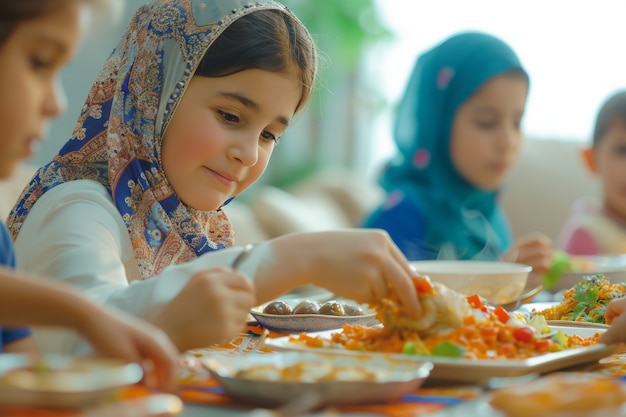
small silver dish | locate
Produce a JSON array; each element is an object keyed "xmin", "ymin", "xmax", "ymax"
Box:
[
  {"xmin": 0, "ymin": 353, "xmax": 143, "ymax": 408},
  {"xmin": 202, "ymin": 350, "xmax": 432, "ymax": 407}
]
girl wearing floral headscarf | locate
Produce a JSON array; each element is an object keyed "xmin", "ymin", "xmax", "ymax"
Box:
[
  {"xmin": 8, "ymin": 0, "xmax": 422, "ymax": 354},
  {"xmin": 363, "ymin": 32, "xmax": 553, "ymax": 281}
]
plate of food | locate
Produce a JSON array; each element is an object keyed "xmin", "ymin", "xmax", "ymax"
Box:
[
  {"xmin": 428, "ymin": 372, "xmax": 626, "ymax": 417},
  {"xmin": 263, "ymin": 273, "xmax": 615, "ymax": 384},
  {"xmin": 528, "ymin": 274, "xmax": 625, "ymax": 325},
  {"xmin": 201, "ymin": 350, "xmax": 433, "ymax": 407},
  {"xmin": 0, "ymin": 354, "xmax": 143, "ymax": 408},
  {"xmin": 250, "ymin": 298, "xmax": 379, "ymax": 333},
  {"xmin": 264, "ymin": 325, "xmax": 613, "ymax": 384}
]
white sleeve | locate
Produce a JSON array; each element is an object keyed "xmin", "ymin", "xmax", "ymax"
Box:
[{"xmin": 14, "ymin": 180, "xmax": 270, "ymax": 354}]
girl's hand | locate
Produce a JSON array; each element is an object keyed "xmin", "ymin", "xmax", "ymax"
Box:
[
  {"xmin": 79, "ymin": 305, "xmax": 180, "ymax": 392},
  {"xmin": 599, "ymin": 297, "xmax": 626, "ymax": 344},
  {"xmin": 149, "ymin": 268, "xmax": 256, "ymax": 353},
  {"xmin": 504, "ymin": 232, "xmax": 553, "ymax": 289},
  {"xmin": 262, "ymin": 229, "xmax": 422, "ymax": 319}
]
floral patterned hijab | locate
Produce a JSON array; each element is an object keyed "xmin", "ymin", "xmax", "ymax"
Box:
[
  {"xmin": 374, "ymin": 32, "xmax": 528, "ymax": 260},
  {"xmin": 8, "ymin": 0, "xmax": 292, "ymax": 279}
]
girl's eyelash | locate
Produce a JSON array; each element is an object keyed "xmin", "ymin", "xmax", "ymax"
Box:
[
  {"xmin": 261, "ymin": 131, "xmax": 279, "ymax": 144},
  {"xmin": 217, "ymin": 110, "xmax": 239, "ymax": 123},
  {"xmin": 30, "ymin": 57, "xmax": 49, "ymax": 70}
]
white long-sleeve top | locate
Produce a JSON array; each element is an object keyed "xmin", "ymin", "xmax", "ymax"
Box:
[{"xmin": 13, "ymin": 179, "xmax": 269, "ymax": 354}]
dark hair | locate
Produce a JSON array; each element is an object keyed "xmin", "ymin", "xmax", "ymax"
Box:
[
  {"xmin": 0, "ymin": 0, "xmax": 115, "ymax": 46},
  {"xmin": 593, "ymin": 90, "xmax": 626, "ymax": 146},
  {"xmin": 0, "ymin": 1, "xmax": 73, "ymax": 44},
  {"xmin": 195, "ymin": 9, "xmax": 317, "ymax": 114}
]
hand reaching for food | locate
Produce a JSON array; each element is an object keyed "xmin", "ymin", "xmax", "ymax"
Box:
[{"xmin": 376, "ymin": 275, "xmax": 471, "ymax": 338}]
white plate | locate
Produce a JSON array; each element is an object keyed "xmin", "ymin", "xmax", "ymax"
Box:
[
  {"xmin": 0, "ymin": 354, "xmax": 143, "ymax": 408},
  {"xmin": 264, "ymin": 326, "xmax": 615, "ymax": 384},
  {"xmin": 515, "ymin": 302, "xmax": 559, "ymax": 316},
  {"xmin": 202, "ymin": 350, "xmax": 433, "ymax": 407}
]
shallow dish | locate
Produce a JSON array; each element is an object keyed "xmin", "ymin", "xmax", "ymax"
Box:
[
  {"xmin": 0, "ymin": 354, "xmax": 143, "ymax": 408},
  {"xmin": 265, "ymin": 326, "xmax": 614, "ymax": 384},
  {"xmin": 410, "ymin": 260, "xmax": 531, "ymax": 305},
  {"xmin": 250, "ymin": 305, "xmax": 379, "ymax": 333},
  {"xmin": 202, "ymin": 350, "xmax": 433, "ymax": 407}
]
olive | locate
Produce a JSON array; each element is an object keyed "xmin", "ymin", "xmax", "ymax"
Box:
[
  {"xmin": 318, "ymin": 301, "xmax": 346, "ymax": 316},
  {"xmin": 342, "ymin": 303, "xmax": 365, "ymax": 316},
  {"xmin": 292, "ymin": 300, "xmax": 321, "ymax": 315},
  {"xmin": 262, "ymin": 301, "xmax": 293, "ymax": 315}
]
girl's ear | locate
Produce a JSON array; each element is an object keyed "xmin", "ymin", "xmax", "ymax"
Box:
[{"xmin": 580, "ymin": 147, "xmax": 597, "ymax": 174}]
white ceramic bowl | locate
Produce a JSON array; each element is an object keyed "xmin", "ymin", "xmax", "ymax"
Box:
[
  {"xmin": 550, "ymin": 255, "xmax": 626, "ymax": 292},
  {"xmin": 409, "ymin": 260, "xmax": 531, "ymax": 305}
]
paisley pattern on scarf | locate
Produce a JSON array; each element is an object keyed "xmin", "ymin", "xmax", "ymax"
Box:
[{"xmin": 8, "ymin": 0, "xmax": 291, "ymax": 279}]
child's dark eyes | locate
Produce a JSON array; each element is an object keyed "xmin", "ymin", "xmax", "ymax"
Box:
[
  {"xmin": 261, "ymin": 130, "xmax": 279, "ymax": 144},
  {"xmin": 476, "ymin": 120, "xmax": 497, "ymax": 130},
  {"xmin": 30, "ymin": 56, "xmax": 51, "ymax": 71},
  {"xmin": 218, "ymin": 110, "xmax": 239, "ymax": 123},
  {"xmin": 613, "ymin": 144, "xmax": 626, "ymax": 156},
  {"xmin": 218, "ymin": 110, "xmax": 280, "ymax": 144}
]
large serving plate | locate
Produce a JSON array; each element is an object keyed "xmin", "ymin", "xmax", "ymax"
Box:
[
  {"xmin": 264, "ymin": 326, "xmax": 615, "ymax": 384},
  {"xmin": 0, "ymin": 354, "xmax": 143, "ymax": 408},
  {"xmin": 202, "ymin": 350, "xmax": 433, "ymax": 407}
]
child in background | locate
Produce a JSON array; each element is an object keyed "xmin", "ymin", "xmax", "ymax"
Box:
[
  {"xmin": 0, "ymin": 0, "xmax": 177, "ymax": 390},
  {"xmin": 362, "ymin": 31, "xmax": 553, "ymax": 281},
  {"xmin": 557, "ymin": 90, "xmax": 626, "ymax": 255},
  {"xmin": 8, "ymin": 0, "xmax": 422, "ymax": 354}
]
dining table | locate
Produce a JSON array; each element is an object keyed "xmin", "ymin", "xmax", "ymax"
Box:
[
  {"xmin": 3, "ymin": 293, "xmax": 625, "ymax": 417},
  {"xmin": 169, "ymin": 318, "xmax": 624, "ymax": 417}
]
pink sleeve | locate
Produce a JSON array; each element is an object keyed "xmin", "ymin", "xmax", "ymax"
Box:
[{"xmin": 562, "ymin": 227, "xmax": 600, "ymax": 255}]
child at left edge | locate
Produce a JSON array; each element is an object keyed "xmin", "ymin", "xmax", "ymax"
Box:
[{"xmin": 0, "ymin": 0, "xmax": 178, "ymax": 392}]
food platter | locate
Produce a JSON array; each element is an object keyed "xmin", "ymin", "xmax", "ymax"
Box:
[
  {"xmin": 264, "ymin": 326, "xmax": 616, "ymax": 384},
  {"xmin": 201, "ymin": 350, "xmax": 433, "ymax": 407},
  {"xmin": 0, "ymin": 354, "xmax": 143, "ymax": 408}
]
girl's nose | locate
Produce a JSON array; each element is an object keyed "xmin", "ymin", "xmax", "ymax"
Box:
[
  {"xmin": 44, "ymin": 79, "xmax": 67, "ymax": 118},
  {"xmin": 497, "ymin": 126, "xmax": 520, "ymax": 151},
  {"xmin": 228, "ymin": 134, "xmax": 259, "ymax": 166}
]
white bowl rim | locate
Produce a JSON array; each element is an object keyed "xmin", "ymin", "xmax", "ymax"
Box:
[{"xmin": 409, "ymin": 260, "xmax": 532, "ymax": 274}]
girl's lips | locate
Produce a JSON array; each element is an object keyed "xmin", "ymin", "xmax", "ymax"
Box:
[{"xmin": 206, "ymin": 167, "xmax": 237, "ymax": 187}]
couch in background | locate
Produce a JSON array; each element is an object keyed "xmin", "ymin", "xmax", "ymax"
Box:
[{"xmin": 0, "ymin": 139, "xmax": 599, "ymax": 248}]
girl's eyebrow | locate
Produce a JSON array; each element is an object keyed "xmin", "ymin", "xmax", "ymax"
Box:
[
  {"xmin": 27, "ymin": 33, "xmax": 69, "ymax": 54},
  {"xmin": 218, "ymin": 91, "xmax": 290, "ymax": 127}
]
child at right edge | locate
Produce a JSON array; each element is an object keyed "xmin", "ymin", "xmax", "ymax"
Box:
[{"xmin": 557, "ymin": 90, "xmax": 626, "ymax": 255}]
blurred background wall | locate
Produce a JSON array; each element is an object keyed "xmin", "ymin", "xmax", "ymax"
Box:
[{"xmin": 35, "ymin": 0, "xmax": 626, "ymax": 195}]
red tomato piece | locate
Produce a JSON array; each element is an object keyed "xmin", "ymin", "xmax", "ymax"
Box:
[
  {"xmin": 494, "ymin": 306, "xmax": 511, "ymax": 323},
  {"xmin": 466, "ymin": 294, "xmax": 484, "ymax": 310},
  {"xmin": 512, "ymin": 326, "xmax": 535, "ymax": 343},
  {"xmin": 414, "ymin": 277, "xmax": 434, "ymax": 294}
]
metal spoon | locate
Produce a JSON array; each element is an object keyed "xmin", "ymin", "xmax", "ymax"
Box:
[
  {"xmin": 231, "ymin": 243, "xmax": 254, "ymax": 271},
  {"xmin": 499, "ymin": 284, "xmax": 544, "ymax": 311}
]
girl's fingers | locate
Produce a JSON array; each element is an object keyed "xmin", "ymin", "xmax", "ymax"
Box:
[{"xmin": 385, "ymin": 243, "xmax": 422, "ymax": 318}]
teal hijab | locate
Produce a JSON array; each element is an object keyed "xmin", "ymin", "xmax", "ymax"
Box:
[{"xmin": 366, "ymin": 32, "xmax": 528, "ymax": 260}]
